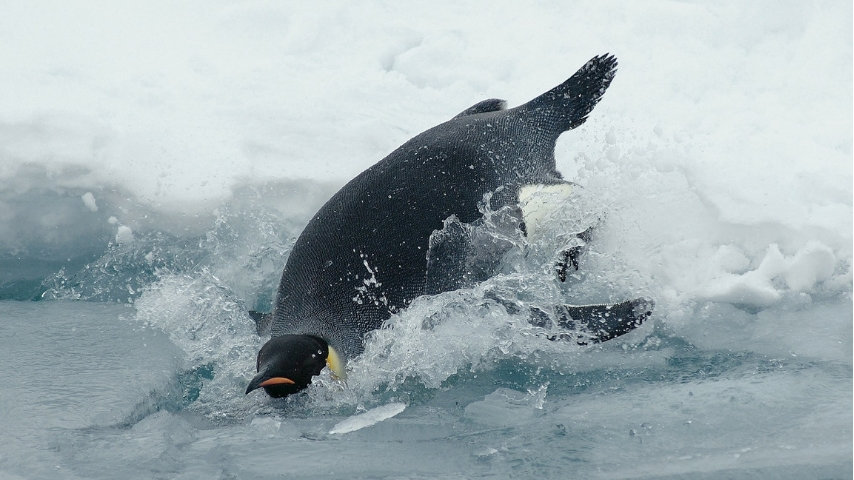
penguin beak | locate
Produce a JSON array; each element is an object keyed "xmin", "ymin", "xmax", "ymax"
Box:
[
  {"xmin": 260, "ymin": 377, "xmax": 296, "ymax": 387},
  {"xmin": 245, "ymin": 372, "xmax": 295, "ymax": 394},
  {"xmin": 245, "ymin": 336, "xmax": 345, "ymax": 397}
]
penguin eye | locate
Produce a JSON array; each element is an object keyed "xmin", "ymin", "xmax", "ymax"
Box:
[{"xmin": 302, "ymin": 354, "xmax": 326, "ymax": 375}]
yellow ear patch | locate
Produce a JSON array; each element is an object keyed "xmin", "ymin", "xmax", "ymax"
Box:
[{"xmin": 326, "ymin": 345, "xmax": 347, "ymax": 380}]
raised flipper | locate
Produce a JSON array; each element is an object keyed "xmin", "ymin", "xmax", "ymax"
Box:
[
  {"xmin": 452, "ymin": 98, "xmax": 507, "ymax": 119},
  {"xmin": 249, "ymin": 310, "xmax": 273, "ymax": 336},
  {"xmin": 425, "ymin": 216, "xmax": 473, "ymax": 295},
  {"xmin": 425, "ymin": 209, "xmax": 525, "ymax": 296}
]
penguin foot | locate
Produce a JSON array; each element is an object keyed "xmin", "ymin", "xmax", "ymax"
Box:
[
  {"xmin": 554, "ymin": 225, "xmax": 596, "ymax": 282},
  {"xmin": 530, "ymin": 297, "xmax": 654, "ymax": 345}
]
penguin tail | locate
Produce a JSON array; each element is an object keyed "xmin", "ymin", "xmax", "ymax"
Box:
[{"xmin": 522, "ymin": 54, "xmax": 618, "ymax": 134}]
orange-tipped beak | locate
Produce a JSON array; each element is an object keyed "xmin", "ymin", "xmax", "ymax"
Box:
[{"xmin": 259, "ymin": 377, "xmax": 296, "ymax": 387}]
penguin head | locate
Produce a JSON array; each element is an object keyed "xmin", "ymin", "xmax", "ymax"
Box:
[{"xmin": 245, "ymin": 334, "xmax": 346, "ymax": 398}]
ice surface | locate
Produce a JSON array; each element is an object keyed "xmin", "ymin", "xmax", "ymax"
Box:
[
  {"xmin": 0, "ymin": 301, "xmax": 180, "ymax": 479},
  {"xmin": 0, "ymin": 1, "xmax": 851, "ymax": 479},
  {"xmin": 329, "ymin": 402, "xmax": 407, "ymax": 434}
]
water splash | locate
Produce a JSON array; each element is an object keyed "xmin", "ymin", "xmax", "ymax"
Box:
[{"xmin": 133, "ymin": 270, "xmax": 263, "ymax": 422}]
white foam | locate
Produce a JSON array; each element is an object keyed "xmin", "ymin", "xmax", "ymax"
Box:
[{"xmin": 695, "ymin": 242, "xmax": 839, "ymax": 308}]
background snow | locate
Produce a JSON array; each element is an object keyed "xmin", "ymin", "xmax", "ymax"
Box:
[{"xmin": 2, "ymin": 2, "xmax": 849, "ymax": 199}]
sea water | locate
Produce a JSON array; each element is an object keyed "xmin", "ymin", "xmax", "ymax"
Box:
[{"xmin": 1, "ymin": 2, "xmax": 851, "ymax": 479}]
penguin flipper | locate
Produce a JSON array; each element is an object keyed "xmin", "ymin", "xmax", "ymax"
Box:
[
  {"xmin": 531, "ymin": 297, "xmax": 654, "ymax": 345},
  {"xmin": 522, "ymin": 54, "xmax": 618, "ymax": 134},
  {"xmin": 248, "ymin": 310, "xmax": 273, "ymax": 336},
  {"xmin": 425, "ymin": 210, "xmax": 525, "ymax": 296},
  {"xmin": 452, "ymin": 98, "xmax": 507, "ymax": 119}
]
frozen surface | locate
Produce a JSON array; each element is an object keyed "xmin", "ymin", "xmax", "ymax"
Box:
[
  {"xmin": 0, "ymin": 1, "xmax": 851, "ymax": 479},
  {"xmin": 329, "ymin": 402, "xmax": 407, "ymax": 434}
]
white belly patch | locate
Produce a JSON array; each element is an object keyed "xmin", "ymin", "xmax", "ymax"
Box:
[{"xmin": 517, "ymin": 183, "xmax": 575, "ymax": 239}]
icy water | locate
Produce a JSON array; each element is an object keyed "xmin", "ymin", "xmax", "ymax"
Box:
[
  {"xmin": 1, "ymin": 185, "xmax": 850, "ymax": 479},
  {"xmin": 2, "ymin": 298, "xmax": 852, "ymax": 479},
  {"xmin": 1, "ymin": 1, "xmax": 852, "ymax": 479}
]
